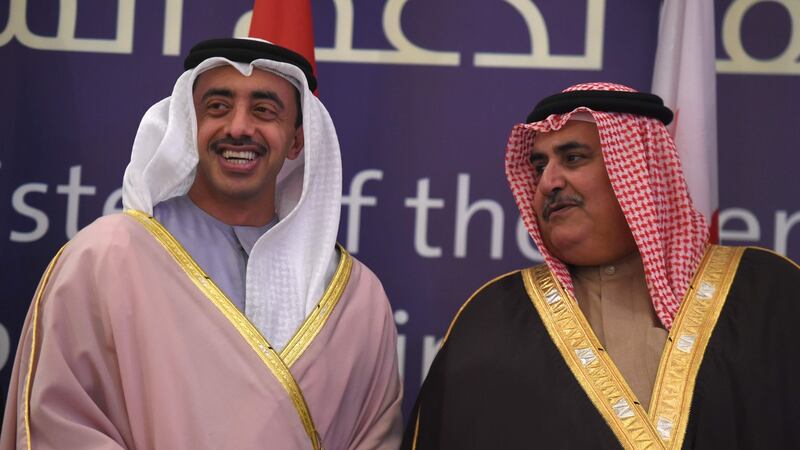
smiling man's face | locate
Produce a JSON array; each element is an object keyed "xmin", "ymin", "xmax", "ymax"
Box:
[
  {"xmin": 188, "ymin": 65, "xmax": 303, "ymax": 226},
  {"xmin": 530, "ymin": 120, "xmax": 636, "ymax": 266}
]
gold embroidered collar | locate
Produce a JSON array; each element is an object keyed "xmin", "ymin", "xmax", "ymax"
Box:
[
  {"xmin": 126, "ymin": 210, "xmax": 352, "ymax": 450},
  {"xmin": 522, "ymin": 245, "xmax": 743, "ymax": 449}
]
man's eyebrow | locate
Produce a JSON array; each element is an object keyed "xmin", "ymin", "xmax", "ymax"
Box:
[
  {"xmin": 198, "ymin": 89, "xmax": 286, "ymax": 112},
  {"xmin": 252, "ymin": 90, "xmax": 285, "ymax": 110},
  {"xmin": 200, "ymin": 88, "xmax": 233, "ymax": 102},
  {"xmin": 554, "ymin": 141, "xmax": 591, "ymax": 154},
  {"xmin": 531, "ymin": 141, "xmax": 592, "ymax": 158}
]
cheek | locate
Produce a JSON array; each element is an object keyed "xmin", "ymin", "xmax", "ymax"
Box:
[
  {"xmin": 531, "ymin": 193, "xmax": 551, "ymax": 238},
  {"xmin": 593, "ymin": 187, "xmax": 629, "ymax": 234},
  {"xmin": 196, "ymin": 136, "xmax": 208, "ymax": 152},
  {"xmin": 195, "ymin": 125, "xmax": 213, "ymax": 150},
  {"xmin": 532, "ymin": 191, "xmax": 545, "ymax": 216}
]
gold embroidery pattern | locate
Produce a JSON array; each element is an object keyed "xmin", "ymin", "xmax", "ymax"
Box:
[
  {"xmin": 648, "ymin": 245, "xmax": 743, "ymax": 449},
  {"xmin": 523, "ymin": 265, "xmax": 663, "ymax": 450},
  {"xmin": 281, "ymin": 244, "xmax": 352, "ymax": 367},
  {"xmin": 24, "ymin": 245, "xmax": 67, "ymax": 450},
  {"xmin": 126, "ymin": 210, "xmax": 323, "ymax": 449}
]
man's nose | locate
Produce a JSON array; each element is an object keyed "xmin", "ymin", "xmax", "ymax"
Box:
[
  {"xmin": 537, "ymin": 163, "xmax": 566, "ymax": 194},
  {"xmin": 227, "ymin": 106, "xmax": 255, "ymax": 138}
]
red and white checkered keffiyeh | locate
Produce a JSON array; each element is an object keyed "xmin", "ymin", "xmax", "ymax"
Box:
[{"xmin": 506, "ymin": 82, "xmax": 709, "ymax": 329}]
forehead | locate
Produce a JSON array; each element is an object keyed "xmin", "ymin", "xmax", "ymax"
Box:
[
  {"xmin": 192, "ymin": 65, "xmax": 295, "ymax": 97},
  {"xmin": 531, "ymin": 120, "xmax": 601, "ymax": 154}
]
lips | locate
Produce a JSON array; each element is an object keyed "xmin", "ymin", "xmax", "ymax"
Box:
[
  {"xmin": 545, "ymin": 203, "xmax": 576, "ymax": 220},
  {"xmin": 542, "ymin": 195, "xmax": 583, "ymax": 220},
  {"xmin": 209, "ymin": 139, "xmax": 268, "ymax": 172},
  {"xmin": 211, "ymin": 143, "xmax": 266, "ymax": 172}
]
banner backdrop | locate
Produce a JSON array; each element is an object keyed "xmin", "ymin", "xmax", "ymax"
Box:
[{"xmin": 1, "ymin": 0, "xmax": 798, "ymax": 419}]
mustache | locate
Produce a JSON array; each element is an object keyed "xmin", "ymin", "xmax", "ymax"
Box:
[
  {"xmin": 210, "ymin": 137, "xmax": 267, "ymax": 155},
  {"xmin": 542, "ymin": 192, "xmax": 584, "ymax": 220}
]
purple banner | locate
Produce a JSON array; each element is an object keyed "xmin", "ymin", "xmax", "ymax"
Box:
[{"xmin": 1, "ymin": 0, "xmax": 798, "ymax": 419}]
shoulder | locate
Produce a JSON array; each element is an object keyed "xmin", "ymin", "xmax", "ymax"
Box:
[
  {"xmin": 441, "ymin": 268, "xmax": 528, "ymax": 344},
  {"xmin": 723, "ymin": 245, "xmax": 800, "ymax": 285},
  {"xmin": 454, "ymin": 269, "xmax": 525, "ymax": 313},
  {"xmin": 712, "ymin": 246, "xmax": 800, "ymax": 313},
  {"xmin": 33, "ymin": 214, "xmax": 152, "ymax": 313},
  {"xmin": 337, "ymin": 251, "xmax": 395, "ymax": 320},
  {"xmin": 56, "ymin": 212, "xmax": 158, "ymax": 270},
  {"xmin": 347, "ymin": 254, "xmax": 384, "ymax": 290},
  {"xmin": 738, "ymin": 246, "xmax": 800, "ymax": 271},
  {"xmin": 343, "ymin": 251, "xmax": 387, "ymax": 298},
  {"xmin": 68, "ymin": 212, "xmax": 148, "ymax": 250},
  {"xmin": 707, "ymin": 246, "xmax": 800, "ymax": 340}
]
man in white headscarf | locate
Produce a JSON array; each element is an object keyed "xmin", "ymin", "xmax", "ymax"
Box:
[
  {"xmin": 403, "ymin": 82, "xmax": 800, "ymax": 450},
  {"xmin": 1, "ymin": 38, "xmax": 402, "ymax": 450}
]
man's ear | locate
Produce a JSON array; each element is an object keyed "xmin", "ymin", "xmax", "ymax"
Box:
[{"xmin": 287, "ymin": 126, "xmax": 304, "ymax": 160}]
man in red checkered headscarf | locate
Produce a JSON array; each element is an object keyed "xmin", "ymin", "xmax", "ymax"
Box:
[{"xmin": 403, "ymin": 83, "xmax": 800, "ymax": 450}]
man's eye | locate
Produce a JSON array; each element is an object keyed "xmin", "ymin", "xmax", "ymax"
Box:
[
  {"xmin": 254, "ymin": 105, "xmax": 277, "ymax": 116},
  {"xmin": 531, "ymin": 161, "xmax": 546, "ymax": 182},
  {"xmin": 207, "ymin": 102, "xmax": 228, "ymax": 111},
  {"xmin": 566, "ymin": 154, "xmax": 585, "ymax": 164}
]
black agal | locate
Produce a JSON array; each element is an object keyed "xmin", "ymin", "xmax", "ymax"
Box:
[
  {"xmin": 526, "ymin": 90, "xmax": 673, "ymax": 125},
  {"xmin": 184, "ymin": 38, "xmax": 317, "ymax": 91}
]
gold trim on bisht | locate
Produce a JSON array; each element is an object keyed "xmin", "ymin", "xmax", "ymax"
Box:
[
  {"xmin": 24, "ymin": 245, "xmax": 68, "ymax": 450},
  {"xmin": 126, "ymin": 210, "xmax": 325, "ymax": 450},
  {"xmin": 281, "ymin": 243, "xmax": 352, "ymax": 367},
  {"xmin": 411, "ymin": 410, "xmax": 421, "ymax": 450},
  {"xmin": 648, "ymin": 245, "xmax": 743, "ymax": 449},
  {"xmin": 522, "ymin": 265, "xmax": 663, "ymax": 449},
  {"xmin": 522, "ymin": 245, "xmax": 744, "ymax": 450}
]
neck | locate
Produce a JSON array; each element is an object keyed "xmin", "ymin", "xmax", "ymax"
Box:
[
  {"xmin": 567, "ymin": 251, "xmax": 642, "ymax": 270},
  {"xmin": 187, "ymin": 188, "xmax": 276, "ymax": 227},
  {"xmin": 570, "ymin": 251, "xmax": 644, "ymax": 278}
]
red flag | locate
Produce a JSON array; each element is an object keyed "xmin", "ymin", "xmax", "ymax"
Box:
[
  {"xmin": 248, "ymin": 0, "xmax": 317, "ymax": 82},
  {"xmin": 651, "ymin": 0, "xmax": 718, "ymax": 242}
]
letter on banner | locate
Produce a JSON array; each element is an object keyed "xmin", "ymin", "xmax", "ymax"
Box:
[
  {"xmin": 314, "ymin": 0, "xmax": 460, "ymax": 65},
  {"xmin": 1, "ymin": 0, "xmax": 135, "ymax": 53},
  {"xmin": 234, "ymin": 11, "xmax": 253, "ymax": 38},
  {"xmin": 473, "ymin": 0, "xmax": 606, "ymax": 70},
  {"xmin": 163, "ymin": 0, "xmax": 184, "ymax": 55},
  {"xmin": 717, "ymin": 0, "xmax": 800, "ymax": 74},
  {"xmin": 0, "ymin": 4, "xmax": 11, "ymax": 46}
]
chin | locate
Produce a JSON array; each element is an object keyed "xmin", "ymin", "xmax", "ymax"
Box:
[
  {"xmin": 559, "ymin": 254, "xmax": 603, "ymax": 267},
  {"xmin": 546, "ymin": 237, "xmax": 612, "ymax": 267},
  {"xmin": 556, "ymin": 244, "xmax": 637, "ymax": 267},
  {"xmin": 545, "ymin": 229, "xmax": 587, "ymax": 253}
]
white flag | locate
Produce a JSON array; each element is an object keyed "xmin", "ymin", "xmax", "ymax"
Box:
[{"xmin": 651, "ymin": 0, "xmax": 718, "ymax": 240}]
